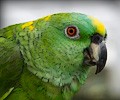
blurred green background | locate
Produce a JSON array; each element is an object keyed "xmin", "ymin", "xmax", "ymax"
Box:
[{"xmin": 1, "ymin": 0, "xmax": 120, "ymax": 99}]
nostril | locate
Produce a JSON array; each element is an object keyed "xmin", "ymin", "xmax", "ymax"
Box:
[
  {"xmin": 94, "ymin": 35, "xmax": 100, "ymax": 42},
  {"xmin": 92, "ymin": 34, "xmax": 103, "ymax": 44}
]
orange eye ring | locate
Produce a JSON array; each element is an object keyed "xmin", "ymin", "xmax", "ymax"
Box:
[
  {"xmin": 67, "ymin": 26, "xmax": 77, "ymax": 37},
  {"xmin": 65, "ymin": 25, "xmax": 80, "ymax": 39}
]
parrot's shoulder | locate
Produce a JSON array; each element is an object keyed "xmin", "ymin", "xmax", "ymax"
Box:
[{"xmin": 0, "ymin": 34, "xmax": 24, "ymax": 97}]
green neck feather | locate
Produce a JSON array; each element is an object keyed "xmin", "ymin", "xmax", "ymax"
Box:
[{"xmin": 20, "ymin": 67, "xmax": 77, "ymax": 100}]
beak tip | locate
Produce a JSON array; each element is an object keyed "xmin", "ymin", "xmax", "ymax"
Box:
[
  {"xmin": 95, "ymin": 61, "xmax": 107, "ymax": 74},
  {"xmin": 95, "ymin": 70, "xmax": 101, "ymax": 74}
]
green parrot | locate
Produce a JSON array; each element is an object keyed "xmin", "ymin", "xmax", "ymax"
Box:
[{"xmin": 0, "ymin": 13, "xmax": 107, "ymax": 100}]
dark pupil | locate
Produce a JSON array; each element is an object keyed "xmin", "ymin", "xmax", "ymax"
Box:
[{"xmin": 69, "ymin": 29, "xmax": 73, "ymax": 33}]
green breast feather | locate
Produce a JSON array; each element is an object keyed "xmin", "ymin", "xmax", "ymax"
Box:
[{"xmin": 0, "ymin": 13, "xmax": 107, "ymax": 100}]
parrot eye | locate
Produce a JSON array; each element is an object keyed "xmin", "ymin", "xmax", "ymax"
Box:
[{"xmin": 65, "ymin": 25, "xmax": 80, "ymax": 39}]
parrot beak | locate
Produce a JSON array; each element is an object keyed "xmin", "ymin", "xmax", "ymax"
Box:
[{"xmin": 83, "ymin": 34, "xmax": 107, "ymax": 74}]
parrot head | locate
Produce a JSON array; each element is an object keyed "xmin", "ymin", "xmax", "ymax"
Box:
[{"xmin": 19, "ymin": 13, "xmax": 107, "ymax": 93}]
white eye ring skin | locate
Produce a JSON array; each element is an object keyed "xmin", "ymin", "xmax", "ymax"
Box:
[{"xmin": 65, "ymin": 25, "xmax": 80, "ymax": 39}]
